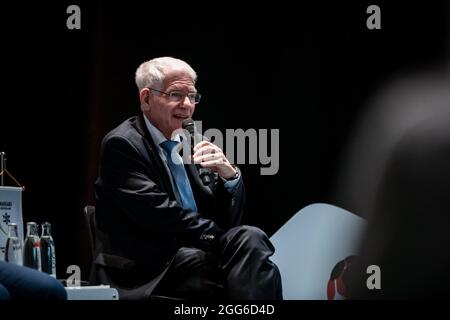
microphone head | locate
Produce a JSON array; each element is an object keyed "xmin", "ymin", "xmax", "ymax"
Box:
[{"xmin": 182, "ymin": 118, "xmax": 195, "ymax": 134}]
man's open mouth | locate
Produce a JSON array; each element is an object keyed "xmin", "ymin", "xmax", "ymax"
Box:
[{"xmin": 174, "ymin": 115, "xmax": 189, "ymax": 119}]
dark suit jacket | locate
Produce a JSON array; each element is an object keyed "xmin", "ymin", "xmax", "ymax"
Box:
[{"xmin": 93, "ymin": 115, "xmax": 245, "ymax": 299}]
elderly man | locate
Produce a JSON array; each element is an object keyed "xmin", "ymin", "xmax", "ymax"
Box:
[{"xmin": 94, "ymin": 57, "xmax": 282, "ymax": 300}]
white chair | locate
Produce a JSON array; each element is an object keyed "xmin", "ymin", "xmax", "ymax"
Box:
[{"xmin": 269, "ymin": 203, "xmax": 367, "ymax": 300}]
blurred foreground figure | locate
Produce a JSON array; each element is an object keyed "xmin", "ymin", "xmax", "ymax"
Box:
[
  {"xmin": 0, "ymin": 261, "xmax": 67, "ymax": 300},
  {"xmin": 335, "ymin": 67, "xmax": 450, "ymax": 298}
]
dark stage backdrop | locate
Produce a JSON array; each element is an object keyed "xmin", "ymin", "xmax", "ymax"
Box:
[{"xmin": 0, "ymin": 1, "xmax": 447, "ymax": 279}]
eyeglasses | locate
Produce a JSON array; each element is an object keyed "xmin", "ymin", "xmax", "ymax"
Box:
[{"xmin": 148, "ymin": 87, "xmax": 202, "ymax": 104}]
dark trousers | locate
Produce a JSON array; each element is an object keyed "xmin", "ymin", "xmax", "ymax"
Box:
[
  {"xmin": 0, "ymin": 261, "xmax": 67, "ymax": 300},
  {"xmin": 153, "ymin": 225, "xmax": 283, "ymax": 300}
]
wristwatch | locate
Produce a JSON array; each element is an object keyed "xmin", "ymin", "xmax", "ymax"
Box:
[{"xmin": 226, "ymin": 166, "xmax": 239, "ymax": 181}]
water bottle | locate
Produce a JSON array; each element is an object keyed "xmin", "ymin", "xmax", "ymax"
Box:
[
  {"xmin": 5, "ymin": 223, "xmax": 23, "ymax": 265},
  {"xmin": 23, "ymin": 222, "xmax": 41, "ymax": 271},
  {"xmin": 40, "ymin": 222, "xmax": 56, "ymax": 277}
]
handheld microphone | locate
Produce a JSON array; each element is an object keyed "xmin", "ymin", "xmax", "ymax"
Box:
[{"xmin": 182, "ymin": 118, "xmax": 211, "ymax": 186}]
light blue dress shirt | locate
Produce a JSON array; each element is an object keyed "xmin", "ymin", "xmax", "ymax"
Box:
[{"xmin": 143, "ymin": 115, "xmax": 240, "ymax": 200}]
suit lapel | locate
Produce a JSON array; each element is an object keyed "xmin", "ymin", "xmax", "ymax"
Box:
[
  {"xmin": 135, "ymin": 114, "xmax": 215, "ymax": 204},
  {"xmin": 134, "ymin": 115, "xmax": 176, "ymax": 200}
]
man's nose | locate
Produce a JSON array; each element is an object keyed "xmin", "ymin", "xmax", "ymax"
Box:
[{"xmin": 180, "ymin": 96, "xmax": 193, "ymax": 107}]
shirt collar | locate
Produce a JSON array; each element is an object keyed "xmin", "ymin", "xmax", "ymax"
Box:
[{"xmin": 143, "ymin": 114, "xmax": 181, "ymax": 146}]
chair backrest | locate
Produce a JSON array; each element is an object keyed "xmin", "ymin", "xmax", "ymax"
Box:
[
  {"xmin": 82, "ymin": 205, "xmax": 179, "ymax": 299},
  {"xmin": 83, "ymin": 205, "xmax": 96, "ymax": 263}
]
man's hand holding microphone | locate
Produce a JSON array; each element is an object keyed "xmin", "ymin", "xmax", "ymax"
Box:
[{"xmin": 192, "ymin": 141, "xmax": 237, "ymax": 180}]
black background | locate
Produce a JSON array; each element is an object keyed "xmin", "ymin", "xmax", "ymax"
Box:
[{"xmin": 0, "ymin": 1, "xmax": 448, "ymax": 280}]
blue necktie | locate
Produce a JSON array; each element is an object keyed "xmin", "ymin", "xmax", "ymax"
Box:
[{"xmin": 160, "ymin": 140, "xmax": 198, "ymax": 212}]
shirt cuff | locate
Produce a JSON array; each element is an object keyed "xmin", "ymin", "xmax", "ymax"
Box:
[{"xmin": 221, "ymin": 168, "xmax": 241, "ymax": 193}]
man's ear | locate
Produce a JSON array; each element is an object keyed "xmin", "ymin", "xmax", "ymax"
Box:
[
  {"xmin": 139, "ymin": 88, "xmax": 152, "ymax": 114},
  {"xmin": 139, "ymin": 88, "xmax": 151, "ymax": 106}
]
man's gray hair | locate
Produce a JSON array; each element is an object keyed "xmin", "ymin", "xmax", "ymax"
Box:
[{"xmin": 135, "ymin": 57, "xmax": 197, "ymax": 91}]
